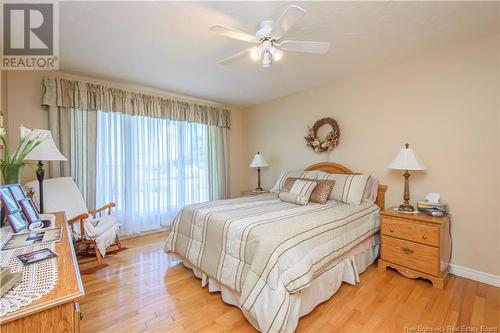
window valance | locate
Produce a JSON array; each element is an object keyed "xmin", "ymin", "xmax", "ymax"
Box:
[{"xmin": 42, "ymin": 77, "xmax": 231, "ymax": 128}]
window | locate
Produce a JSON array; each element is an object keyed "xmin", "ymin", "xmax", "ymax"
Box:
[{"xmin": 95, "ymin": 111, "xmax": 209, "ymax": 235}]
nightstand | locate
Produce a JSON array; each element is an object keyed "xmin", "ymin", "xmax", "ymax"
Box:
[
  {"xmin": 378, "ymin": 209, "xmax": 451, "ymax": 288},
  {"xmin": 240, "ymin": 189, "xmax": 269, "ymax": 196}
]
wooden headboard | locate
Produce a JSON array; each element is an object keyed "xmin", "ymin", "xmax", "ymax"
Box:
[{"xmin": 305, "ymin": 162, "xmax": 387, "ymax": 210}]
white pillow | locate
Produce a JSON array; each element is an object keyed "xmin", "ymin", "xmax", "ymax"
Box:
[
  {"xmin": 270, "ymin": 170, "xmax": 319, "ymax": 193},
  {"xmin": 316, "ymin": 172, "xmax": 370, "ymax": 205},
  {"xmin": 362, "ymin": 176, "xmax": 379, "ymax": 203},
  {"xmin": 279, "ymin": 180, "xmax": 317, "ymax": 206}
]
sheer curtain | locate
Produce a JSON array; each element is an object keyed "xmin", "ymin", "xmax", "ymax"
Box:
[{"xmin": 95, "ymin": 111, "xmax": 210, "ymax": 236}]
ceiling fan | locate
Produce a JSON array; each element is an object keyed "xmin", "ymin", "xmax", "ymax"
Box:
[{"xmin": 210, "ymin": 5, "xmax": 330, "ymax": 68}]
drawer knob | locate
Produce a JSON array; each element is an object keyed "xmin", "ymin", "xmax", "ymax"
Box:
[
  {"xmin": 389, "ymin": 228, "xmax": 394, "ymax": 232},
  {"xmin": 422, "ymin": 235, "xmax": 427, "ymax": 240},
  {"xmin": 401, "ymin": 247, "xmax": 414, "ymax": 255}
]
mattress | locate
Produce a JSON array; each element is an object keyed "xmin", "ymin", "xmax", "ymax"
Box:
[{"xmin": 165, "ymin": 194, "xmax": 380, "ymax": 333}]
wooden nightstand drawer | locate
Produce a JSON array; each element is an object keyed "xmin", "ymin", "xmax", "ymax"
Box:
[
  {"xmin": 381, "ymin": 235, "xmax": 439, "ymax": 276},
  {"xmin": 381, "ymin": 217, "xmax": 439, "ymax": 247}
]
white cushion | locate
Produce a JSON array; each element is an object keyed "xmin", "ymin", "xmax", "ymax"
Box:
[
  {"xmin": 94, "ymin": 222, "xmax": 121, "ymax": 257},
  {"xmin": 85, "ymin": 215, "xmax": 119, "ymax": 239},
  {"xmin": 316, "ymin": 172, "xmax": 370, "ymax": 205},
  {"xmin": 68, "ymin": 214, "xmax": 118, "ymax": 239},
  {"xmin": 24, "ymin": 177, "xmax": 88, "ymax": 220},
  {"xmin": 270, "ymin": 170, "xmax": 319, "ymax": 193},
  {"xmin": 279, "ymin": 180, "xmax": 317, "ymax": 206}
]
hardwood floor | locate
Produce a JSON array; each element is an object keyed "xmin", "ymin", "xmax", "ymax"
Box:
[{"xmin": 78, "ymin": 232, "xmax": 500, "ymax": 333}]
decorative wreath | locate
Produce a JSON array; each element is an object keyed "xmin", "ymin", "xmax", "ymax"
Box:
[{"xmin": 304, "ymin": 117, "xmax": 340, "ymax": 153}]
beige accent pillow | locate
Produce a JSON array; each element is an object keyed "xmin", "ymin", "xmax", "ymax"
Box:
[
  {"xmin": 282, "ymin": 177, "xmax": 335, "ymax": 204},
  {"xmin": 316, "ymin": 172, "xmax": 370, "ymax": 205},
  {"xmin": 278, "ymin": 179, "xmax": 317, "ymax": 205},
  {"xmin": 270, "ymin": 170, "xmax": 320, "ymax": 193},
  {"xmin": 362, "ymin": 176, "xmax": 379, "ymax": 203}
]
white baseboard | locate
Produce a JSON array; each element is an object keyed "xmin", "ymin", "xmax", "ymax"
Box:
[{"xmin": 449, "ymin": 264, "xmax": 500, "ymax": 287}]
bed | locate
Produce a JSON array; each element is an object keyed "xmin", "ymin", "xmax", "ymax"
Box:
[{"xmin": 164, "ymin": 162, "xmax": 387, "ymax": 333}]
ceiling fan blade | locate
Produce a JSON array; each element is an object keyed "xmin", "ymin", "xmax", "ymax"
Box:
[
  {"xmin": 218, "ymin": 49, "xmax": 251, "ymax": 64},
  {"xmin": 210, "ymin": 24, "xmax": 257, "ymax": 42},
  {"xmin": 280, "ymin": 40, "xmax": 331, "ymax": 54},
  {"xmin": 271, "ymin": 5, "xmax": 306, "ymax": 39}
]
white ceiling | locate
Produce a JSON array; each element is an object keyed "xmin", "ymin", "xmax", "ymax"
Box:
[{"xmin": 59, "ymin": 1, "xmax": 499, "ymax": 107}]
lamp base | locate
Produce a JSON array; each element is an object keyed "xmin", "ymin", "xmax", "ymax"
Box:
[
  {"xmin": 36, "ymin": 160, "xmax": 45, "ymax": 214},
  {"xmin": 397, "ymin": 203, "xmax": 415, "ymax": 212},
  {"xmin": 254, "ymin": 187, "xmax": 264, "ymax": 192}
]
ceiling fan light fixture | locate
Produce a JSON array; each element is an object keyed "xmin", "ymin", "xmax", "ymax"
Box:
[
  {"xmin": 250, "ymin": 47, "xmax": 261, "ymax": 61},
  {"xmin": 272, "ymin": 48, "xmax": 283, "ymax": 62},
  {"xmin": 211, "ymin": 5, "xmax": 330, "ymax": 67},
  {"xmin": 261, "ymin": 50, "xmax": 272, "ymax": 68}
]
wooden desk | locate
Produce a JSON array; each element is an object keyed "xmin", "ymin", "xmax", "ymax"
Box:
[{"xmin": 0, "ymin": 212, "xmax": 85, "ymax": 332}]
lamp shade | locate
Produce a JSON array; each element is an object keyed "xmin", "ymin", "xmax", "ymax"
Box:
[
  {"xmin": 249, "ymin": 152, "xmax": 269, "ymax": 168},
  {"xmin": 388, "ymin": 143, "xmax": 426, "ymax": 171},
  {"xmin": 24, "ymin": 129, "xmax": 67, "ymax": 161}
]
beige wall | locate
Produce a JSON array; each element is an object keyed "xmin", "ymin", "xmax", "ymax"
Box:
[
  {"xmin": 1, "ymin": 71, "xmax": 6, "ymax": 128},
  {"xmin": 4, "ymin": 71, "xmax": 246, "ymax": 197},
  {"xmin": 243, "ymin": 34, "xmax": 500, "ymax": 276}
]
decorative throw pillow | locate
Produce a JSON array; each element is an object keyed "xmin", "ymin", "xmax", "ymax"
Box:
[
  {"xmin": 282, "ymin": 177, "xmax": 335, "ymax": 204},
  {"xmin": 362, "ymin": 176, "xmax": 379, "ymax": 203},
  {"xmin": 316, "ymin": 172, "xmax": 370, "ymax": 205},
  {"xmin": 278, "ymin": 179, "xmax": 317, "ymax": 205},
  {"xmin": 270, "ymin": 170, "xmax": 320, "ymax": 193}
]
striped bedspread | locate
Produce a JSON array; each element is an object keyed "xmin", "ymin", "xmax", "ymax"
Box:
[{"xmin": 164, "ymin": 194, "xmax": 380, "ymax": 333}]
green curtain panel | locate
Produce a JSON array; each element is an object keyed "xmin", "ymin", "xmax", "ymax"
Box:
[
  {"xmin": 69, "ymin": 109, "xmax": 97, "ymax": 210},
  {"xmin": 47, "ymin": 107, "xmax": 97, "ymax": 210},
  {"xmin": 208, "ymin": 126, "xmax": 230, "ymax": 200}
]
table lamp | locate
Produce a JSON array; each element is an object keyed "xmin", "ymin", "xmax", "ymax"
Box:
[
  {"xmin": 249, "ymin": 152, "xmax": 269, "ymax": 191},
  {"xmin": 25, "ymin": 129, "xmax": 67, "ymax": 213},
  {"xmin": 388, "ymin": 143, "xmax": 426, "ymax": 212}
]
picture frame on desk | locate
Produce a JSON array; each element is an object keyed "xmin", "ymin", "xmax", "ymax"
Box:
[
  {"xmin": 17, "ymin": 248, "xmax": 58, "ymax": 266},
  {"xmin": 8, "ymin": 184, "xmax": 26, "ymax": 203},
  {"xmin": 0, "ymin": 187, "xmax": 20, "ymax": 213},
  {"xmin": 19, "ymin": 198, "xmax": 40, "ymax": 224},
  {"xmin": 6, "ymin": 210, "xmax": 29, "ymax": 233}
]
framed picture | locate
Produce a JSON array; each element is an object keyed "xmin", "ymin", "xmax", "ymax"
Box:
[
  {"xmin": 6, "ymin": 210, "xmax": 29, "ymax": 233},
  {"xmin": 0, "ymin": 186, "xmax": 20, "ymax": 213},
  {"xmin": 17, "ymin": 248, "xmax": 58, "ymax": 266},
  {"xmin": 8, "ymin": 184, "xmax": 26, "ymax": 202},
  {"xmin": 19, "ymin": 198, "xmax": 40, "ymax": 224}
]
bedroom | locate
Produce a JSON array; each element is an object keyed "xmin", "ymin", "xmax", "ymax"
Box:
[{"xmin": 0, "ymin": 1, "xmax": 498, "ymax": 333}]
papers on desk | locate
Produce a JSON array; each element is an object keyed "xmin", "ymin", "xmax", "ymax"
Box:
[{"xmin": 0, "ymin": 228, "xmax": 62, "ymax": 251}]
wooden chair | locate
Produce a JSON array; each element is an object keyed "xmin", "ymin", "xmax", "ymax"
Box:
[{"xmin": 25, "ymin": 177, "xmax": 127, "ymax": 273}]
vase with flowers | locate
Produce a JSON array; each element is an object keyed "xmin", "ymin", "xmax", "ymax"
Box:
[
  {"xmin": 0, "ymin": 127, "xmax": 48, "ymax": 227},
  {"xmin": 0, "ymin": 127, "xmax": 48, "ymax": 185}
]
